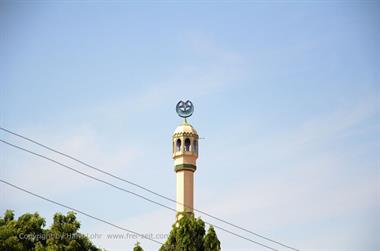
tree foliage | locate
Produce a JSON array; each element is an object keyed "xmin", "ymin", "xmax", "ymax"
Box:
[
  {"xmin": 133, "ymin": 242, "xmax": 144, "ymax": 251},
  {"xmin": 1, "ymin": 210, "xmax": 220, "ymax": 251},
  {"xmin": 203, "ymin": 226, "xmax": 221, "ymax": 251},
  {"xmin": 0, "ymin": 210, "xmax": 101, "ymax": 251},
  {"xmin": 159, "ymin": 214, "xmax": 221, "ymax": 251}
]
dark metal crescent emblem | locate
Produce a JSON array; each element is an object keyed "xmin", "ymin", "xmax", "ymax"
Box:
[{"xmin": 176, "ymin": 100, "xmax": 194, "ymax": 118}]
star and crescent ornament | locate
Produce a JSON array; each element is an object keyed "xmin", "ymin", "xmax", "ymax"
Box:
[{"xmin": 176, "ymin": 100, "xmax": 194, "ymax": 118}]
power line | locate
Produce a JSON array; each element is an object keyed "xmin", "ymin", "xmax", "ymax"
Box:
[
  {"xmin": 0, "ymin": 178, "xmax": 164, "ymax": 246},
  {"xmin": 0, "ymin": 138, "xmax": 280, "ymax": 251},
  {"xmin": 0, "ymin": 127, "xmax": 299, "ymax": 251}
]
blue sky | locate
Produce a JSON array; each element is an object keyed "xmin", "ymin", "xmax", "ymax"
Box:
[{"xmin": 0, "ymin": 1, "xmax": 379, "ymax": 250}]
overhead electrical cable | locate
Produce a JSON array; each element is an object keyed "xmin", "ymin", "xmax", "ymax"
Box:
[
  {"xmin": 0, "ymin": 178, "xmax": 164, "ymax": 245},
  {"xmin": 0, "ymin": 126, "xmax": 299, "ymax": 251},
  {"xmin": 0, "ymin": 138, "xmax": 280, "ymax": 251}
]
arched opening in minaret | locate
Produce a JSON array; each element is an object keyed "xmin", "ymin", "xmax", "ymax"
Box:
[
  {"xmin": 176, "ymin": 139, "xmax": 182, "ymax": 152},
  {"xmin": 184, "ymin": 138, "xmax": 191, "ymax": 152},
  {"xmin": 193, "ymin": 140, "xmax": 198, "ymax": 154}
]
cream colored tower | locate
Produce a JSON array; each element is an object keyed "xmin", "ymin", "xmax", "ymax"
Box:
[{"xmin": 172, "ymin": 119, "xmax": 199, "ymax": 219}]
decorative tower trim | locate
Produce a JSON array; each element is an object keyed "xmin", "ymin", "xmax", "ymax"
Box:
[{"xmin": 175, "ymin": 164, "xmax": 196, "ymax": 172}]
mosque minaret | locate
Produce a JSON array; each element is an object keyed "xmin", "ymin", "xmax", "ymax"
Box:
[{"xmin": 172, "ymin": 100, "xmax": 199, "ymax": 220}]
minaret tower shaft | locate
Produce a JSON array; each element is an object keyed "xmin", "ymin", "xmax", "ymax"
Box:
[{"xmin": 172, "ymin": 101, "xmax": 198, "ymax": 219}]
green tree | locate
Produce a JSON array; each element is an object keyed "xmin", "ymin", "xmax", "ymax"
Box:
[
  {"xmin": 46, "ymin": 211, "xmax": 100, "ymax": 251},
  {"xmin": 203, "ymin": 226, "xmax": 221, "ymax": 251},
  {"xmin": 0, "ymin": 210, "xmax": 101, "ymax": 251},
  {"xmin": 133, "ymin": 241, "xmax": 144, "ymax": 251},
  {"xmin": 0, "ymin": 210, "xmax": 46, "ymax": 251},
  {"xmin": 159, "ymin": 213, "xmax": 220, "ymax": 251}
]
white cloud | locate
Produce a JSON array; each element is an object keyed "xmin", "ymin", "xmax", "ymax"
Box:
[
  {"xmin": 93, "ymin": 32, "xmax": 247, "ymax": 121},
  {"xmin": 194, "ymin": 96, "xmax": 379, "ymax": 250}
]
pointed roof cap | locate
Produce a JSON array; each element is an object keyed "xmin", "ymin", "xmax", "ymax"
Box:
[{"xmin": 173, "ymin": 121, "xmax": 198, "ymax": 137}]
